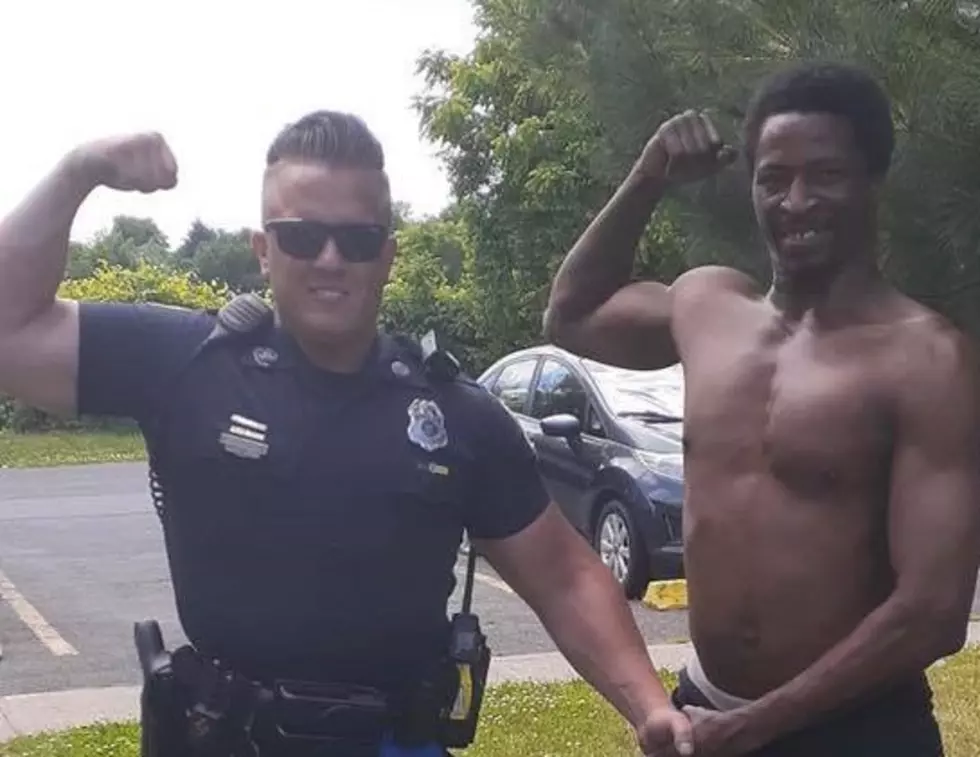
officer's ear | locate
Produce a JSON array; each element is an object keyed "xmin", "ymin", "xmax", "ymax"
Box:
[{"xmin": 251, "ymin": 229, "xmax": 271, "ymax": 277}]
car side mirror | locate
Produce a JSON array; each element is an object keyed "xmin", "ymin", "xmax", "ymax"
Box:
[{"xmin": 540, "ymin": 413, "xmax": 582, "ymax": 439}]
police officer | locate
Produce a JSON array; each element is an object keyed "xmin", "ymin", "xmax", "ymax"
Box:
[{"xmin": 0, "ymin": 111, "xmax": 692, "ymax": 757}]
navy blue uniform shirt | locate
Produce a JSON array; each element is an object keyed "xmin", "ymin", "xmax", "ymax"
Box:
[{"xmin": 77, "ymin": 301, "xmax": 549, "ymax": 691}]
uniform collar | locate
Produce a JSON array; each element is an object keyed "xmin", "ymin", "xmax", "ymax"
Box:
[{"xmin": 243, "ymin": 326, "xmax": 430, "ymax": 389}]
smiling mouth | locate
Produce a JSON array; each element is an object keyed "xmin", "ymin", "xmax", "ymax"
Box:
[
  {"xmin": 780, "ymin": 227, "xmax": 833, "ymax": 247},
  {"xmin": 309, "ymin": 286, "xmax": 348, "ymax": 301}
]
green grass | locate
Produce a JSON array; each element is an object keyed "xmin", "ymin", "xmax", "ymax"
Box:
[
  {"xmin": 3, "ymin": 649, "xmax": 980, "ymax": 757},
  {"xmin": 0, "ymin": 430, "xmax": 146, "ymax": 469}
]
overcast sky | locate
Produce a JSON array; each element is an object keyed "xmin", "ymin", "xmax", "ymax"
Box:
[{"xmin": 0, "ymin": 0, "xmax": 477, "ymax": 246}]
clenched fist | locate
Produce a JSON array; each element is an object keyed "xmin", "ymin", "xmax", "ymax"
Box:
[
  {"xmin": 636, "ymin": 110, "xmax": 737, "ymax": 186},
  {"xmin": 74, "ymin": 132, "xmax": 178, "ymax": 194}
]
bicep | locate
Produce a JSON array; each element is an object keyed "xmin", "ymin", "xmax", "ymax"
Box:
[
  {"xmin": 889, "ymin": 341, "xmax": 980, "ymax": 616},
  {"xmin": 551, "ymin": 265, "xmax": 747, "ymax": 371},
  {"xmin": 0, "ymin": 299, "xmax": 81, "ymax": 417},
  {"xmin": 474, "ymin": 501, "xmax": 596, "ymax": 605},
  {"xmin": 889, "ymin": 444, "xmax": 980, "ymax": 608},
  {"xmin": 568, "ymin": 280, "xmax": 679, "ymax": 370}
]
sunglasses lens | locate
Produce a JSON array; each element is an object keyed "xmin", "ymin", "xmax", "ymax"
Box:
[
  {"xmin": 333, "ymin": 226, "xmax": 387, "ymax": 262},
  {"xmin": 273, "ymin": 222, "xmax": 329, "ymax": 260},
  {"xmin": 269, "ymin": 221, "xmax": 387, "ymax": 262}
]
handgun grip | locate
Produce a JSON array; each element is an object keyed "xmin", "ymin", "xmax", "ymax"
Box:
[{"xmin": 133, "ymin": 619, "xmax": 172, "ymax": 680}]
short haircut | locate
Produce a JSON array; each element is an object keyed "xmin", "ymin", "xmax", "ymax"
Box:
[
  {"xmin": 742, "ymin": 61, "xmax": 895, "ymax": 179},
  {"xmin": 267, "ymin": 110, "xmax": 386, "ymax": 170},
  {"xmin": 264, "ymin": 110, "xmax": 391, "ymax": 226}
]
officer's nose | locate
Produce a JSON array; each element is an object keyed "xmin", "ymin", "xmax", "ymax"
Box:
[{"xmin": 312, "ymin": 237, "xmax": 345, "ymax": 269}]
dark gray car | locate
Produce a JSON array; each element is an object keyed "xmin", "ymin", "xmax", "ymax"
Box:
[{"xmin": 477, "ymin": 345, "xmax": 685, "ymax": 599}]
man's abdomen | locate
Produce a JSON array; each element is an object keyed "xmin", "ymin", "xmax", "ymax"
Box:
[{"xmin": 683, "ymin": 470, "xmax": 892, "ymax": 699}]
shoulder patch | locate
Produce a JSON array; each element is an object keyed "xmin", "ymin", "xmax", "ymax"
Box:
[
  {"xmin": 199, "ymin": 293, "xmax": 274, "ymax": 350},
  {"xmin": 217, "ymin": 293, "xmax": 273, "ymax": 335}
]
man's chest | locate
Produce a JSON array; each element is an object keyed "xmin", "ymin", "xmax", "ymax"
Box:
[{"xmin": 681, "ymin": 323, "xmax": 894, "ymax": 493}]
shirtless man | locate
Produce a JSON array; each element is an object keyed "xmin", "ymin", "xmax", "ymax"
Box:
[{"xmin": 544, "ymin": 61, "xmax": 980, "ymax": 755}]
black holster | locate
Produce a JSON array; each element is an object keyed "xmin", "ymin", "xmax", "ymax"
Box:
[
  {"xmin": 135, "ymin": 621, "xmax": 268, "ymax": 757},
  {"xmin": 135, "ymin": 621, "xmax": 192, "ymax": 757}
]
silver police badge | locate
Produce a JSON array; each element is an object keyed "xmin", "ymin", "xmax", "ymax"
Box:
[{"xmin": 407, "ymin": 398, "xmax": 448, "ymax": 452}]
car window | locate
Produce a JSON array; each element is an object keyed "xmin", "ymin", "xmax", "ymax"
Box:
[
  {"xmin": 489, "ymin": 358, "xmax": 537, "ymax": 414},
  {"xmin": 584, "ymin": 360, "xmax": 685, "ymax": 419},
  {"xmin": 530, "ymin": 359, "xmax": 590, "ymax": 425}
]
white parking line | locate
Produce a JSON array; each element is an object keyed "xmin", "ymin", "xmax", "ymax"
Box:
[{"xmin": 0, "ymin": 569, "xmax": 77, "ymax": 656}]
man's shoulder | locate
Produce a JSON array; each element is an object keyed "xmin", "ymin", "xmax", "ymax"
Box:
[
  {"xmin": 79, "ymin": 300, "xmax": 218, "ymax": 345},
  {"xmin": 673, "ymin": 264, "xmax": 759, "ymax": 298},
  {"xmin": 668, "ymin": 266, "xmax": 762, "ymax": 344},
  {"xmin": 881, "ymin": 297, "xmax": 979, "ymax": 410},
  {"xmin": 74, "ymin": 301, "xmax": 221, "ymax": 421},
  {"xmin": 885, "ymin": 295, "xmax": 972, "ymax": 365},
  {"xmin": 81, "ymin": 298, "xmax": 217, "ymax": 319},
  {"xmin": 669, "ymin": 266, "xmax": 761, "ymax": 327}
]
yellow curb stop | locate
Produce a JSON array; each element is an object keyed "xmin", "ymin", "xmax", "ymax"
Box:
[{"xmin": 642, "ymin": 579, "xmax": 688, "ymax": 611}]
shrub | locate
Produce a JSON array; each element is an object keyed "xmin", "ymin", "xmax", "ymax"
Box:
[{"xmin": 59, "ymin": 259, "xmax": 233, "ymax": 309}]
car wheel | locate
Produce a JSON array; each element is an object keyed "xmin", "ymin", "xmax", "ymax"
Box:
[{"xmin": 593, "ymin": 499, "xmax": 649, "ymax": 600}]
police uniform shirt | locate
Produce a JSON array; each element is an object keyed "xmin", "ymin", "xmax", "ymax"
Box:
[{"xmin": 76, "ymin": 300, "xmax": 550, "ymax": 691}]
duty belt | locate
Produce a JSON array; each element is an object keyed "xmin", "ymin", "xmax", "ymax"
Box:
[{"xmin": 135, "ymin": 622, "xmax": 449, "ymax": 756}]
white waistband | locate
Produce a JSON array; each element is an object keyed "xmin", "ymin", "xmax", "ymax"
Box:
[{"xmin": 685, "ymin": 654, "xmax": 755, "ymax": 712}]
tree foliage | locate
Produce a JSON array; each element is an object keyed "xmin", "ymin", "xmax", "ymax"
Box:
[
  {"xmin": 415, "ymin": 0, "xmax": 708, "ymax": 362},
  {"xmin": 60, "ymin": 259, "xmax": 233, "ymax": 310},
  {"xmin": 417, "ymin": 0, "xmax": 980, "ymax": 338},
  {"xmin": 381, "ymin": 216, "xmax": 481, "ymax": 370}
]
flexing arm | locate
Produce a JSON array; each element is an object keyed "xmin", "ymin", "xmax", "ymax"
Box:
[
  {"xmin": 543, "ymin": 171, "xmax": 678, "ymax": 370},
  {"xmin": 0, "ymin": 152, "xmax": 97, "ymax": 416},
  {"xmin": 0, "ymin": 134, "xmax": 177, "ymax": 417},
  {"xmin": 730, "ymin": 327, "xmax": 980, "ymax": 750},
  {"xmin": 543, "ymin": 109, "xmax": 737, "ymax": 370}
]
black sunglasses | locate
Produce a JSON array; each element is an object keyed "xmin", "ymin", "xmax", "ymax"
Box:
[{"xmin": 264, "ymin": 218, "xmax": 389, "ymax": 263}]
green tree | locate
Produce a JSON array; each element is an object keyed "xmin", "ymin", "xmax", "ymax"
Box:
[
  {"xmin": 381, "ymin": 217, "xmax": 481, "ymax": 370},
  {"xmin": 414, "ymin": 0, "xmax": 689, "ymax": 365},
  {"xmin": 68, "ymin": 215, "xmax": 171, "ymax": 278},
  {"xmin": 175, "ymin": 218, "xmax": 218, "ymax": 260},
  {"xmin": 172, "ymin": 220, "xmax": 264, "ymax": 293},
  {"xmin": 517, "ymin": 0, "xmax": 980, "ymax": 329},
  {"xmin": 193, "ymin": 229, "xmax": 264, "ymax": 293},
  {"xmin": 108, "ymin": 216, "xmax": 168, "ymax": 249},
  {"xmin": 417, "ymin": 0, "xmax": 980, "ymax": 344}
]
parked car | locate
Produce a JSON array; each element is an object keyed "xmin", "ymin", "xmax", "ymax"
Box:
[{"xmin": 476, "ymin": 345, "xmax": 685, "ymax": 598}]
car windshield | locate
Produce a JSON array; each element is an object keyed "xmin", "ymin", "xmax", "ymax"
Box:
[{"xmin": 583, "ymin": 360, "xmax": 685, "ymax": 420}]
